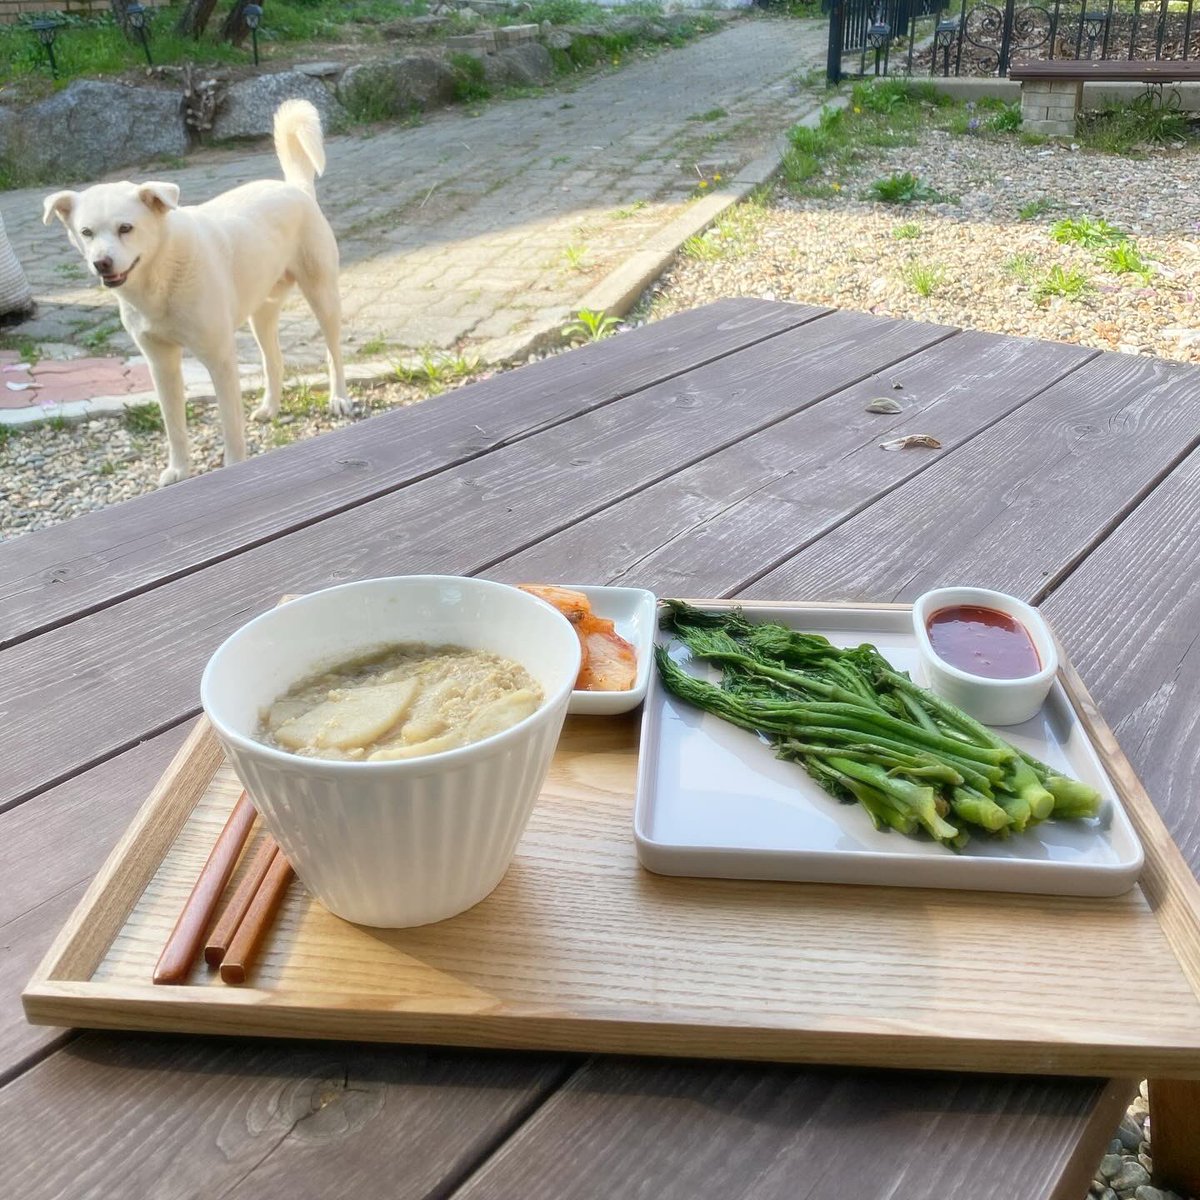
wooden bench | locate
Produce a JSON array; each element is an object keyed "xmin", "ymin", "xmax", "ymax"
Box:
[{"xmin": 1009, "ymin": 58, "xmax": 1200, "ymax": 136}]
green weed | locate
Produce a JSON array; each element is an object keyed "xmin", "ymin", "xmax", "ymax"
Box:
[
  {"xmin": 561, "ymin": 242, "xmax": 590, "ymax": 271},
  {"xmin": 562, "ymin": 308, "xmax": 620, "ymax": 343},
  {"xmin": 1051, "ymin": 216, "xmax": 1126, "ymax": 248},
  {"xmin": 123, "ymin": 403, "xmax": 163, "ymax": 434},
  {"xmin": 689, "ymin": 107, "xmax": 727, "ymax": 122},
  {"xmin": 1033, "ymin": 265, "xmax": 1092, "ymax": 302},
  {"xmin": 1005, "ymin": 253, "xmax": 1038, "ymax": 283},
  {"xmin": 900, "ymin": 261, "xmax": 945, "ymax": 297},
  {"xmin": 98, "ymin": 460, "xmax": 116, "ymax": 476},
  {"xmin": 392, "ymin": 350, "xmax": 479, "ymax": 395},
  {"xmin": 1104, "ymin": 241, "xmax": 1153, "ymax": 281},
  {"xmin": 1078, "ymin": 89, "xmax": 1192, "ymax": 155},
  {"xmin": 892, "ymin": 222, "xmax": 922, "ymax": 240},
  {"xmin": 1018, "ymin": 197, "xmax": 1054, "ymax": 221},
  {"xmin": 869, "ymin": 171, "xmax": 942, "ymax": 205},
  {"xmin": 0, "ymin": 333, "xmax": 41, "ymax": 365},
  {"xmin": 359, "ymin": 335, "xmax": 390, "ymax": 357}
]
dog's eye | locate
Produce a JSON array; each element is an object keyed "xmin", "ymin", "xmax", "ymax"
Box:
[
  {"xmin": 80, "ymin": 228, "xmax": 93, "ymax": 239},
  {"xmin": 118, "ymin": 223, "xmax": 133, "ymax": 235}
]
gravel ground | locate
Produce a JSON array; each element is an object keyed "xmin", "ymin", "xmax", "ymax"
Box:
[
  {"xmin": 0, "ymin": 373, "xmax": 486, "ymax": 540},
  {"xmin": 646, "ymin": 128, "xmax": 1200, "ymax": 364}
]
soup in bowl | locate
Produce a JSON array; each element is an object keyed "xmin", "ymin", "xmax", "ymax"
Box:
[{"xmin": 200, "ymin": 576, "xmax": 581, "ymax": 927}]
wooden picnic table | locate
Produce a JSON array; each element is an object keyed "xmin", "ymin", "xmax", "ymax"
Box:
[{"xmin": 2, "ymin": 298, "xmax": 1198, "ymax": 1200}]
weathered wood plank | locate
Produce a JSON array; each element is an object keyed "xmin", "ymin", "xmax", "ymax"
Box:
[
  {"xmin": 0, "ymin": 300, "xmax": 824, "ymax": 652},
  {"xmin": 741, "ymin": 351, "xmax": 1200, "ymax": 606},
  {"xmin": 0, "ymin": 310, "xmax": 951, "ymax": 812},
  {"xmin": 0, "ymin": 1035, "xmax": 571, "ymax": 1200},
  {"xmin": 492, "ymin": 329, "xmax": 1096, "ymax": 594},
  {"xmin": 1041, "ymin": 447, "xmax": 1200, "ymax": 865},
  {"xmin": 0, "ymin": 726, "xmax": 191, "ymax": 1075},
  {"xmin": 451, "ymin": 1058, "xmax": 1128, "ymax": 1200}
]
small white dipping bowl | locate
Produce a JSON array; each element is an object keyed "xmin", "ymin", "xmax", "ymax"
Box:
[
  {"xmin": 201, "ymin": 576, "xmax": 580, "ymax": 928},
  {"xmin": 912, "ymin": 586, "xmax": 1059, "ymax": 726}
]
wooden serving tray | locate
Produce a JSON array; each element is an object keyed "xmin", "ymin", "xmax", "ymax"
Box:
[{"xmin": 24, "ymin": 601, "xmax": 1200, "ymax": 1078}]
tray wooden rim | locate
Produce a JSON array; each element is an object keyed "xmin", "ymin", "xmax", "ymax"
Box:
[{"xmin": 23, "ymin": 599, "xmax": 1200, "ymax": 1078}]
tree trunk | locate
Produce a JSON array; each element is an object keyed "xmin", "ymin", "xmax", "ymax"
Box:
[
  {"xmin": 221, "ymin": 0, "xmax": 258, "ymax": 46},
  {"xmin": 176, "ymin": 0, "xmax": 221, "ymax": 38}
]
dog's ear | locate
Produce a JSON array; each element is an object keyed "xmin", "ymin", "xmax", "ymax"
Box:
[
  {"xmin": 42, "ymin": 190, "xmax": 78, "ymax": 226},
  {"xmin": 138, "ymin": 181, "xmax": 180, "ymax": 215}
]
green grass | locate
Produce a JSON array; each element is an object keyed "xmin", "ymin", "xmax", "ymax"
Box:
[
  {"xmin": 561, "ymin": 242, "xmax": 590, "ymax": 271},
  {"xmin": 562, "ymin": 308, "xmax": 620, "ymax": 343},
  {"xmin": 1104, "ymin": 241, "xmax": 1153, "ymax": 282},
  {"xmin": 391, "ymin": 350, "xmax": 479, "ymax": 395},
  {"xmin": 613, "ymin": 199, "xmax": 648, "ymax": 219},
  {"xmin": 98, "ymin": 460, "xmax": 116, "ymax": 476},
  {"xmin": 123, "ymin": 402, "xmax": 163, "ymax": 434},
  {"xmin": 1018, "ymin": 197, "xmax": 1055, "ymax": 222},
  {"xmin": 689, "ymin": 107, "xmax": 727, "ymax": 122},
  {"xmin": 0, "ymin": 423, "xmax": 14, "ymax": 447},
  {"xmin": 869, "ymin": 171, "xmax": 942, "ymax": 205},
  {"xmin": 681, "ymin": 233, "xmax": 723, "ymax": 261},
  {"xmin": 81, "ymin": 322, "xmax": 123, "ymax": 353},
  {"xmin": 0, "ymin": 333, "xmax": 41, "ymax": 365},
  {"xmin": 1005, "ymin": 253, "xmax": 1038, "ymax": 283},
  {"xmin": 359, "ymin": 335, "xmax": 390, "ymax": 357},
  {"xmin": 1033, "ymin": 265, "xmax": 1092, "ymax": 302},
  {"xmin": 1051, "ymin": 215, "xmax": 1126, "ymax": 248},
  {"xmin": 947, "ymin": 97, "xmax": 1020, "ymax": 136},
  {"xmin": 1078, "ymin": 90, "xmax": 1192, "ymax": 155},
  {"xmin": 892, "ymin": 222, "xmax": 922, "ymax": 240},
  {"xmin": 900, "ymin": 261, "xmax": 945, "ymax": 297},
  {"xmin": 448, "ymin": 52, "xmax": 490, "ymax": 104}
]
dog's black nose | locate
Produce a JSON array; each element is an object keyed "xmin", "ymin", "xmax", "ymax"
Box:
[{"xmin": 93, "ymin": 256, "xmax": 113, "ymax": 275}]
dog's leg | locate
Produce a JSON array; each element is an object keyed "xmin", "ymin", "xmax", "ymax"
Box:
[
  {"xmin": 249, "ymin": 300, "xmax": 285, "ymax": 423},
  {"xmin": 140, "ymin": 335, "xmax": 190, "ymax": 487},
  {"xmin": 294, "ymin": 259, "xmax": 353, "ymax": 417},
  {"xmin": 197, "ymin": 349, "xmax": 248, "ymax": 468}
]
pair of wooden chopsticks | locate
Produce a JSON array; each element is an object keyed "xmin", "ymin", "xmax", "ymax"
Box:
[{"xmin": 153, "ymin": 792, "xmax": 294, "ymax": 986}]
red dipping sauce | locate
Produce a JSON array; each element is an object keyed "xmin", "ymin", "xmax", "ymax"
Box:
[{"xmin": 926, "ymin": 605, "xmax": 1041, "ymax": 680}]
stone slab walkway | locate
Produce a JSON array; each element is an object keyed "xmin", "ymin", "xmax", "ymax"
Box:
[{"xmin": 0, "ymin": 16, "xmax": 825, "ymax": 406}]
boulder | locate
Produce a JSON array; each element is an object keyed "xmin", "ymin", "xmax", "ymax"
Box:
[
  {"xmin": 381, "ymin": 14, "xmax": 450, "ymax": 38},
  {"xmin": 211, "ymin": 71, "xmax": 346, "ymax": 142},
  {"xmin": 542, "ymin": 28, "xmax": 574, "ymax": 50},
  {"xmin": 0, "ymin": 80, "xmax": 188, "ymax": 182},
  {"xmin": 338, "ymin": 55, "xmax": 459, "ymax": 118},
  {"xmin": 482, "ymin": 44, "xmax": 556, "ymax": 88}
]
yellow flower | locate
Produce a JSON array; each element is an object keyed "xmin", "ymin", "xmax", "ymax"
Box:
[
  {"xmin": 832, "ymin": 182, "xmax": 842, "ymax": 191},
  {"xmin": 698, "ymin": 180, "xmax": 708, "ymax": 188},
  {"xmin": 713, "ymin": 173, "xmax": 722, "ymax": 181},
  {"xmin": 853, "ymin": 106, "xmax": 862, "ymax": 114}
]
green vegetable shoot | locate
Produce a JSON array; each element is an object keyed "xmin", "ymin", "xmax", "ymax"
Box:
[{"xmin": 655, "ymin": 601, "xmax": 1102, "ymax": 852}]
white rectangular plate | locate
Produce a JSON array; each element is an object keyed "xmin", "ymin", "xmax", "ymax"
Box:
[
  {"xmin": 634, "ymin": 602, "xmax": 1144, "ymax": 897},
  {"xmin": 564, "ymin": 585, "xmax": 657, "ymax": 716}
]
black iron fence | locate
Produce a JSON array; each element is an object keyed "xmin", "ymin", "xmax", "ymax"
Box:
[{"xmin": 826, "ymin": 0, "xmax": 1200, "ymax": 81}]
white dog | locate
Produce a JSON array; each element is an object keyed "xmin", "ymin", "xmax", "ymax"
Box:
[{"xmin": 43, "ymin": 100, "xmax": 351, "ymax": 486}]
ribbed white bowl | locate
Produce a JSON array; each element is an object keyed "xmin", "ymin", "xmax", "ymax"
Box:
[{"xmin": 200, "ymin": 576, "xmax": 580, "ymax": 927}]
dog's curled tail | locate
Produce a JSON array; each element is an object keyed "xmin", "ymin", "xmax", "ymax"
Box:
[{"xmin": 274, "ymin": 100, "xmax": 326, "ymax": 198}]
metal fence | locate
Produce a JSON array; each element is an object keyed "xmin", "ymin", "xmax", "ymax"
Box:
[{"xmin": 826, "ymin": 0, "xmax": 1200, "ymax": 81}]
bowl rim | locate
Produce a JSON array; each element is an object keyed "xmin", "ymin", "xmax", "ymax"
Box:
[
  {"xmin": 200, "ymin": 574, "xmax": 581, "ymax": 774},
  {"xmin": 912, "ymin": 586, "xmax": 1059, "ymax": 691}
]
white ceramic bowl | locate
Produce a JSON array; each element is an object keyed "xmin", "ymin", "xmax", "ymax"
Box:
[
  {"xmin": 200, "ymin": 576, "xmax": 580, "ymax": 928},
  {"xmin": 913, "ymin": 586, "xmax": 1059, "ymax": 726}
]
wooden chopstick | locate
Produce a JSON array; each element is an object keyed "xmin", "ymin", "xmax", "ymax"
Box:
[
  {"xmin": 219, "ymin": 847, "xmax": 294, "ymax": 985},
  {"xmin": 153, "ymin": 791, "xmax": 256, "ymax": 985},
  {"xmin": 203, "ymin": 836, "xmax": 277, "ymax": 966}
]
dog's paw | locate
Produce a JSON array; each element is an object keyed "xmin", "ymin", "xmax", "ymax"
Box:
[
  {"xmin": 329, "ymin": 393, "xmax": 356, "ymax": 418},
  {"xmin": 157, "ymin": 466, "xmax": 188, "ymax": 488},
  {"xmin": 251, "ymin": 402, "xmax": 277, "ymax": 424}
]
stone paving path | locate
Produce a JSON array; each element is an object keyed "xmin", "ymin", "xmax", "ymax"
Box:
[{"xmin": 1, "ymin": 16, "xmax": 825, "ymax": 390}]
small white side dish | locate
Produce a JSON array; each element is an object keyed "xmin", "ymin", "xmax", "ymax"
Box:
[
  {"xmin": 913, "ymin": 586, "xmax": 1059, "ymax": 726},
  {"xmin": 201, "ymin": 576, "xmax": 580, "ymax": 928},
  {"xmin": 564, "ymin": 585, "xmax": 658, "ymax": 716}
]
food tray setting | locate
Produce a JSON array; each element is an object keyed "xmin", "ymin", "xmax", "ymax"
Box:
[
  {"xmin": 22, "ymin": 599, "xmax": 1200, "ymax": 1079},
  {"xmin": 635, "ymin": 601, "xmax": 1144, "ymax": 897}
]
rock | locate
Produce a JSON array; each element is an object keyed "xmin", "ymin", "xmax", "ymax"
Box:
[
  {"xmin": 1133, "ymin": 1187, "xmax": 1167, "ymax": 1200},
  {"xmin": 1110, "ymin": 1162, "xmax": 1151, "ymax": 1193},
  {"xmin": 0, "ymin": 81, "xmax": 188, "ymax": 181},
  {"xmin": 211, "ymin": 72, "xmax": 346, "ymax": 141},
  {"xmin": 542, "ymin": 28, "xmax": 574, "ymax": 50},
  {"xmin": 1109, "ymin": 1139, "xmax": 1124, "ymax": 1154},
  {"xmin": 293, "ymin": 61, "xmax": 345, "ymax": 79},
  {"xmin": 338, "ymin": 55, "xmax": 458, "ymax": 117},
  {"xmin": 1100, "ymin": 1154, "xmax": 1125, "ymax": 1180},
  {"xmin": 482, "ymin": 44, "xmax": 555, "ymax": 88},
  {"xmin": 381, "ymin": 14, "xmax": 449, "ymax": 38}
]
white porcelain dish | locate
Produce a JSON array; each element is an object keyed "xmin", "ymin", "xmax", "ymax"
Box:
[
  {"xmin": 634, "ymin": 601, "xmax": 1143, "ymax": 897},
  {"xmin": 913, "ymin": 586, "xmax": 1059, "ymax": 725},
  {"xmin": 558, "ymin": 584, "xmax": 657, "ymax": 716},
  {"xmin": 201, "ymin": 576, "xmax": 580, "ymax": 928}
]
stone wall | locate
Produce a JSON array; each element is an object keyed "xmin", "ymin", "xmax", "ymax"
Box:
[{"xmin": 1, "ymin": 0, "xmax": 166, "ymax": 23}]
